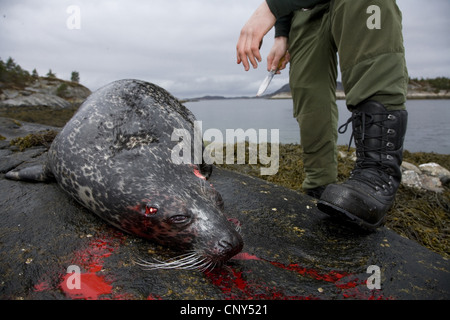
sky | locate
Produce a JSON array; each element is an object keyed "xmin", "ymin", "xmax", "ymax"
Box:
[{"xmin": 1, "ymin": 0, "xmax": 449, "ymax": 99}]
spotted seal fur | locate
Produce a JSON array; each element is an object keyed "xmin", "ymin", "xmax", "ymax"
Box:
[{"xmin": 6, "ymin": 79, "xmax": 243, "ymax": 270}]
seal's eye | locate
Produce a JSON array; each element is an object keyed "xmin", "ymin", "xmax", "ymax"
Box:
[{"xmin": 168, "ymin": 215, "xmax": 189, "ymax": 224}]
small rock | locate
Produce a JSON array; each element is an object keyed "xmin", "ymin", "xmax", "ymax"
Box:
[
  {"xmin": 419, "ymin": 175, "xmax": 443, "ymax": 193},
  {"xmin": 401, "ymin": 161, "xmax": 421, "ymax": 174},
  {"xmin": 402, "ymin": 170, "xmax": 422, "ymax": 189},
  {"xmin": 419, "ymin": 162, "xmax": 450, "ymax": 185}
]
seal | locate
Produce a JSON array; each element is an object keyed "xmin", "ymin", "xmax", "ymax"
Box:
[{"xmin": 6, "ymin": 79, "xmax": 243, "ymax": 270}]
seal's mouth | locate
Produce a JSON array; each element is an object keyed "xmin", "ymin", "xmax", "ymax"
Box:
[
  {"xmin": 135, "ymin": 233, "xmax": 243, "ymax": 272},
  {"xmin": 135, "ymin": 218, "xmax": 243, "ymax": 272},
  {"xmin": 136, "ymin": 235, "xmax": 243, "ymax": 272}
]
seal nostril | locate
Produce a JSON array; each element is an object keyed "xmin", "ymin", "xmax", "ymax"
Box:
[{"xmin": 218, "ymin": 239, "xmax": 233, "ymax": 250}]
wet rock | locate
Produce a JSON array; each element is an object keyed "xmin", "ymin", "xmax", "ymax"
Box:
[
  {"xmin": 0, "ymin": 146, "xmax": 47, "ymax": 173},
  {"xmin": 0, "ymin": 118, "xmax": 59, "ymax": 173}
]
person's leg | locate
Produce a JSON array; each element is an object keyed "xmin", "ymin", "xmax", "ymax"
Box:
[
  {"xmin": 331, "ymin": 0, "xmax": 408, "ymax": 110},
  {"xmin": 288, "ymin": 3, "xmax": 339, "ymax": 197},
  {"xmin": 318, "ymin": 0, "xmax": 408, "ymax": 230}
]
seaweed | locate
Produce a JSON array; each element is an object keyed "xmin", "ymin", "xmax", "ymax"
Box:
[
  {"xmin": 0, "ymin": 106, "xmax": 78, "ymax": 127},
  {"xmin": 10, "ymin": 130, "xmax": 59, "ymax": 151}
]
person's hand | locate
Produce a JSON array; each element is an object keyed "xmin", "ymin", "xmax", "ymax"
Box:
[
  {"xmin": 267, "ymin": 36, "xmax": 290, "ymax": 74},
  {"xmin": 236, "ymin": 1, "xmax": 276, "ymax": 71}
]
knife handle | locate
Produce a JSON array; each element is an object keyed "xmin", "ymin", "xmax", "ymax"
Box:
[{"xmin": 271, "ymin": 56, "xmax": 286, "ymax": 72}]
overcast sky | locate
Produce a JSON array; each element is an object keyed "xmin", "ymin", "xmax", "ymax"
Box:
[{"xmin": 1, "ymin": 0, "xmax": 449, "ymax": 99}]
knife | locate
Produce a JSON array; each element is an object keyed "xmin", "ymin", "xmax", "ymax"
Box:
[{"xmin": 256, "ymin": 57, "xmax": 285, "ymax": 97}]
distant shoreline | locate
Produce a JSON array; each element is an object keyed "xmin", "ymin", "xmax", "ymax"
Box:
[
  {"xmin": 183, "ymin": 91, "xmax": 450, "ymax": 102},
  {"xmin": 269, "ymin": 91, "xmax": 450, "ymax": 100}
]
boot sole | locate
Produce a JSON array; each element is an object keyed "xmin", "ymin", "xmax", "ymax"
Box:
[{"xmin": 317, "ymin": 200, "xmax": 386, "ymax": 232}]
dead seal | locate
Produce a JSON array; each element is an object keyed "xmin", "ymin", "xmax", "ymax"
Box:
[{"xmin": 6, "ymin": 79, "xmax": 243, "ymax": 270}]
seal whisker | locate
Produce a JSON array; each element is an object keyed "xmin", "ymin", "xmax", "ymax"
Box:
[
  {"xmin": 183, "ymin": 258, "xmax": 208, "ymax": 270},
  {"xmin": 185, "ymin": 256, "xmax": 215, "ymax": 271},
  {"xmin": 135, "ymin": 252, "xmax": 213, "ymax": 271},
  {"xmin": 135, "ymin": 252, "xmax": 228, "ymax": 272},
  {"xmin": 137, "ymin": 252, "xmax": 195, "ymax": 264},
  {"xmin": 134, "ymin": 253, "xmax": 194, "ymax": 268},
  {"xmin": 140, "ymin": 252, "xmax": 195, "ymax": 265},
  {"xmin": 198, "ymin": 260, "xmax": 215, "ymax": 273}
]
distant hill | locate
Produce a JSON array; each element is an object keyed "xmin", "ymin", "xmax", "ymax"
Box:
[
  {"xmin": 0, "ymin": 57, "xmax": 91, "ymax": 126},
  {"xmin": 0, "ymin": 57, "xmax": 91, "ymax": 110}
]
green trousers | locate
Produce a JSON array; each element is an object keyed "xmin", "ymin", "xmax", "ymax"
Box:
[{"xmin": 288, "ymin": 0, "xmax": 408, "ymax": 190}]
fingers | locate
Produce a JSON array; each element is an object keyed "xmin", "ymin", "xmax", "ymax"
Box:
[
  {"xmin": 236, "ymin": 30, "xmax": 262, "ymax": 71},
  {"xmin": 266, "ymin": 36, "xmax": 289, "ymax": 73},
  {"xmin": 268, "ymin": 51, "xmax": 290, "ymax": 74},
  {"xmin": 236, "ymin": 1, "xmax": 276, "ymax": 71}
]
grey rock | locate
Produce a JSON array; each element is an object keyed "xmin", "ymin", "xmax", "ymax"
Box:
[{"xmin": 0, "ymin": 78, "xmax": 91, "ymax": 110}]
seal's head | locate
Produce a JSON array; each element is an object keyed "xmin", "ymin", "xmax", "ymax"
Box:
[{"xmin": 126, "ymin": 169, "xmax": 243, "ymax": 271}]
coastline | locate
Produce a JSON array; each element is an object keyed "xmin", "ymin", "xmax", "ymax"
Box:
[{"xmin": 269, "ymin": 91, "xmax": 450, "ymax": 100}]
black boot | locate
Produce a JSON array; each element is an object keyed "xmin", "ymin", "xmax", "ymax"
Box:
[
  {"xmin": 305, "ymin": 185, "xmax": 327, "ymax": 199},
  {"xmin": 318, "ymin": 100, "xmax": 408, "ymax": 230}
]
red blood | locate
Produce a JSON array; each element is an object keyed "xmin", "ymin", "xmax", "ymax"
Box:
[
  {"xmin": 231, "ymin": 252, "xmax": 261, "ymax": 261},
  {"xmin": 34, "ymin": 281, "xmax": 51, "ymax": 292},
  {"xmin": 60, "ymin": 272, "xmax": 112, "ymax": 300},
  {"xmin": 57, "ymin": 235, "xmax": 120, "ymax": 299},
  {"xmin": 209, "ymin": 252, "xmax": 389, "ymax": 300},
  {"xmin": 145, "ymin": 206, "xmax": 158, "ymax": 215},
  {"xmin": 192, "ymin": 166, "xmax": 207, "ymax": 180}
]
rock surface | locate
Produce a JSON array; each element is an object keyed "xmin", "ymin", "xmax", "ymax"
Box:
[
  {"xmin": 0, "ymin": 118, "xmax": 449, "ymax": 301},
  {"xmin": 0, "ymin": 78, "xmax": 91, "ymax": 110}
]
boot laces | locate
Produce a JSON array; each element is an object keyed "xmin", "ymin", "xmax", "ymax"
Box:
[{"xmin": 339, "ymin": 111, "xmax": 394, "ymax": 190}]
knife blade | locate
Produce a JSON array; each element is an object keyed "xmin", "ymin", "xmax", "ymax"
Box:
[
  {"xmin": 256, "ymin": 70, "xmax": 276, "ymax": 97},
  {"xmin": 256, "ymin": 57, "xmax": 285, "ymax": 97}
]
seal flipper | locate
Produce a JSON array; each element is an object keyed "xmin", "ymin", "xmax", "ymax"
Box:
[{"xmin": 5, "ymin": 164, "xmax": 54, "ymax": 182}]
